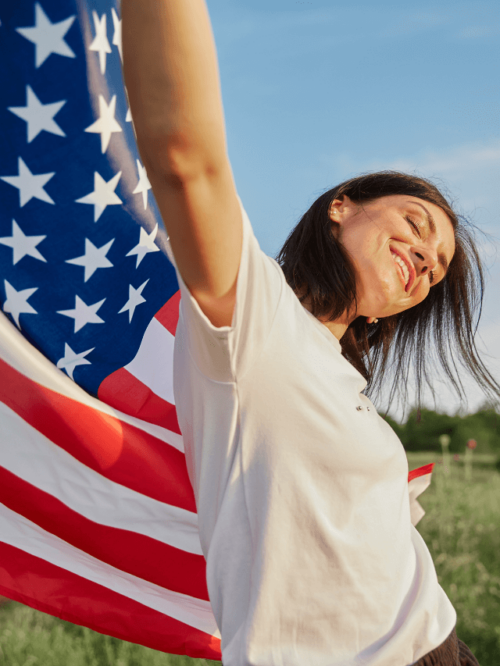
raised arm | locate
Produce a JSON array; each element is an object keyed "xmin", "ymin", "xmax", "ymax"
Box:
[{"xmin": 122, "ymin": 0, "xmax": 241, "ymax": 327}]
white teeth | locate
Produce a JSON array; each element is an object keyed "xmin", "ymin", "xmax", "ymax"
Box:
[{"xmin": 391, "ymin": 252, "xmax": 410, "ymax": 286}]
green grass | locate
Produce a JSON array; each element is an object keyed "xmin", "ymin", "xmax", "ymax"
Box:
[
  {"xmin": 0, "ymin": 602, "xmax": 218, "ymax": 666},
  {"xmin": 407, "ymin": 452, "xmax": 500, "ymax": 665},
  {"xmin": 1, "ymin": 453, "xmax": 499, "ymax": 665}
]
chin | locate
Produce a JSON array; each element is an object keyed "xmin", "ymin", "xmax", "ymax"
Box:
[{"xmin": 360, "ymin": 288, "xmax": 402, "ymax": 318}]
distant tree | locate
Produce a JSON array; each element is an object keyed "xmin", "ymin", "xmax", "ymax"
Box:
[
  {"xmin": 383, "ymin": 403, "xmax": 500, "ymax": 453},
  {"xmin": 403, "ymin": 409, "xmax": 459, "ymax": 452},
  {"xmin": 452, "ymin": 406, "xmax": 500, "ymax": 453}
]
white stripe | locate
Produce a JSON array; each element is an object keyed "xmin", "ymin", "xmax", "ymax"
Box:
[
  {"xmin": 0, "ymin": 502, "xmax": 219, "ymax": 639},
  {"xmin": 126, "ymin": 317, "xmax": 175, "ymax": 405},
  {"xmin": 408, "ymin": 473, "xmax": 432, "ymax": 502},
  {"xmin": 0, "ymin": 401, "xmax": 202, "ymax": 555},
  {"xmin": 0, "ymin": 312, "xmax": 183, "ymax": 452},
  {"xmin": 408, "ymin": 473, "xmax": 432, "ymax": 526}
]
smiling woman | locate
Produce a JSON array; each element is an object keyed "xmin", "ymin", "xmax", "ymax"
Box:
[
  {"xmin": 277, "ymin": 171, "xmax": 499, "ymax": 407},
  {"xmin": 122, "ymin": 1, "xmax": 496, "ymax": 665}
]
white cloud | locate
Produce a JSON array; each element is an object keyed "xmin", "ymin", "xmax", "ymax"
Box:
[
  {"xmin": 387, "ymin": 142, "xmax": 500, "ymax": 180},
  {"xmin": 456, "ymin": 25, "xmax": 500, "ymax": 40}
]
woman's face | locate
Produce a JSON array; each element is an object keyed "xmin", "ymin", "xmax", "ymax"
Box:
[{"xmin": 330, "ymin": 194, "xmax": 456, "ymax": 320}]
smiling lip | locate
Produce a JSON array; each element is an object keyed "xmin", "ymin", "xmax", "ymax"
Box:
[{"xmin": 390, "ymin": 248, "xmax": 415, "ymax": 293}]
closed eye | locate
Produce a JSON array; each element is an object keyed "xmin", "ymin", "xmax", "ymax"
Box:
[
  {"xmin": 405, "ymin": 215, "xmax": 422, "ymax": 238},
  {"xmin": 405, "ymin": 215, "xmax": 437, "ymax": 285}
]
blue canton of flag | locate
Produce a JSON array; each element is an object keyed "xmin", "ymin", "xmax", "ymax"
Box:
[{"xmin": 0, "ymin": 0, "xmax": 178, "ymax": 397}]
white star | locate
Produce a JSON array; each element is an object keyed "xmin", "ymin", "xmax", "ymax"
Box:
[
  {"xmin": 118, "ymin": 279, "xmax": 149, "ymax": 323},
  {"xmin": 16, "ymin": 3, "xmax": 76, "ymax": 68},
  {"xmin": 0, "ymin": 219, "xmax": 46, "ymax": 265},
  {"xmin": 57, "ymin": 342, "xmax": 94, "ymax": 381},
  {"xmin": 57, "ymin": 295, "xmax": 106, "ymax": 333},
  {"xmin": 3, "ymin": 279, "xmax": 38, "ymax": 328},
  {"xmin": 126, "ymin": 224, "xmax": 160, "ymax": 268},
  {"xmin": 126, "ymin": 107, "xmax": 132, "ymax": 122},
  {"xmin": 85, "ymin": 95, "xmax": 122, "ymax": 153},
  {"xmin": 66, "ymin": 238, "xmax": 114, "ymax": 282},
  {"xmin": 111, "ymin": 8, "xmax": 122, "ymax": 61},
  {"xmin": 133, "ymin": 160, "xmax": 152, "ymax": 210},
  {"xmin": 75, "ymin": 170, "xmax": 122, "ymax": 222},
  {"xmin": 1, "ymin": 157, "xmax": 55, "ymax": 207},
  {"xmin": 8, "ymin": 85, "xmax": 66, "ymax": 143},
  {"xmin": 89, "ymin": 11, "xmax": 111, "ymax": 75}
]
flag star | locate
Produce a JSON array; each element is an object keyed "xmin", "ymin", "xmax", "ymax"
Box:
[
  {"xmin": 57, "ymin": 295, "xmax": 106, "ymax": 333},
  {"xmin": 85, "ymin": 95, "xmax": 122, "ymax": 153},
  {"xmin": 89, "ymin": 11, "xmax": 111, "ymax": 75},
  {"xmin": 111, "ymin": 8, "xmax": 122, "ymax": 60},
  {"xmin": 8, "ymin": 85, "xmax": 66, "ymax": 143},
  {"xmin": 133, "ymin": 160, "xmax": 152, "ymax": 210},
  {"xmin": 118, "ymin": 279, "xmax": 149, "ymax": 323},
  {"xmin": 126, "ymin": 224, "xmax": 160, "ymax": 268},
  {"xmin": 57, "ymin": 342, "xmax": 94, "ymax": 380},
  {"xmin": 16, "ymin": 3, "xmax": 76, "ymax": 68},
  {"xmin": 66, "ymin": 238, "xmax": 114, "ymax": 282},
  {"xmin": 0, "ymin": 219, "xmax": 46, "ymax": 265},
  {"xmin": 76, "ymin": 170, "xmax": 122, "ymax": 222},
  {"xmin": 1, "ymin": 157, "xmax": 55, "ymax": 207},
  {"xmin": 126, "ymin": 107, "xmax": 132, "ymax": 122},
  {"xmin": 3, "ymin": 279, "xmax": 38, "ymax": 328}
]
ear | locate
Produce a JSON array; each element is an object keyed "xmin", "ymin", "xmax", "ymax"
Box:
[
  {"xmin": 328, "ymin": 198, "xmax": 343, "ymax": 224},
  {"xmin": 328, "ymin": 195, "xmax": 352, "ymax": 225}
]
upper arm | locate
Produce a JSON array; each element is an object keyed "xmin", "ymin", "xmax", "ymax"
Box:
[
  {"xmin": 121, "ymin": 0, "xmax": 241, "ymax": 328},
  {"xmin": 143, "ymin": 143, "xmax": 242, "ymax": 329}
]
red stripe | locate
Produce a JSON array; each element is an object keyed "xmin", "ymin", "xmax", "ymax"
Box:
[
  {"xmin": 0, "ymin": 466, "xmax": 209, "ymax": 600},
  {"xmin": 0, "ymin": 541, "xmax": 221, "ymax": 660},
  {"xmin": 0, "ymin": 359, "xmax": 196, "ymax": 513},
  {"xmin": 155, "ymin": 290, "xmax": 180, "ymax": 336},
  {"xmin": 408, "ymin": 463, "xmax": 434, "ymax": 482},
  {"xmin": 98, "ymin": 368, "xmax": 181, "ymax": 434}
]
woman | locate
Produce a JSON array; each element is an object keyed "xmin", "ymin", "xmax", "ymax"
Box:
[{"xmin": 122, "ymin": 2, "xmax": 495, "ymax": 664}]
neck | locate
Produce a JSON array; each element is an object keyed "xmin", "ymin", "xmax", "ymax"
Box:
[
  {"xmin": 317, "ymin": 316, "xmax": 350, "ymax": 341},
  {"xmin": 300, "ymin": 296, "xmax": 354, "ymax": 341}
]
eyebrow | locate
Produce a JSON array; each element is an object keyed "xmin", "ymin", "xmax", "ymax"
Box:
[{"xmin": 405, "ymin": 200, "xmax": 449, "ymax": 275}]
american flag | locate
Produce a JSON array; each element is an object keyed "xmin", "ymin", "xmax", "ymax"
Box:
[
  {"xmin": 0, "ymin": 0, "xmax": 220, "ymax": 658},
  {"xmin": 0, "ymin": 0, "xmax": 434, "ymax": 659}
]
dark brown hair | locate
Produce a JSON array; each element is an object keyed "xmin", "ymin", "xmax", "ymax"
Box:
[{"xmin": 276, "ymin": 171, "xmax": 499, "ymax": 409}]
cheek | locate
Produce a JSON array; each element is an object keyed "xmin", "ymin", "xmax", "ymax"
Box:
[
  {"xmin": 411, "ymin": 279, "xmax": 430, "ymax": 305},
  {"xmin": 356, "ymin": 264, "xmax": 402, "ymax": 312}
]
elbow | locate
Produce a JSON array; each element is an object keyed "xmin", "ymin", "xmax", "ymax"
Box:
[{"xmin": 137, "ymin": 128, "xmax": 228, "ymax": 188}]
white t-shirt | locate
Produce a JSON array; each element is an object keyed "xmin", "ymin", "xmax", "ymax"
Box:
[{"xmin": 172, "ymin": 202, "xmax": 456, "ymax": 666}]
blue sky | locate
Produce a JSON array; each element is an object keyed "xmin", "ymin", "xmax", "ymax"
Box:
[{"xmin": 206, "ymin": 0, "xmax": 500, "ymax": 416}]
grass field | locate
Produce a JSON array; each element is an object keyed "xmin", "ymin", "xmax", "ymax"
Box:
[{"xmin": 1, "ymin": 452, "xmax": 499, "ymax": 665}]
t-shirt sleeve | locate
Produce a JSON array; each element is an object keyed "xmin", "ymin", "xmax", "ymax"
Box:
[{"xmin": 170, "ymin": 199, "xmax": 284, "ymax": 382}]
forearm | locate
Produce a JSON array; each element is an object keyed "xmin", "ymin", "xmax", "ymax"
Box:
[{"xmin": 122, "ymin": 0, "xmax": 228, "ymax": 172}]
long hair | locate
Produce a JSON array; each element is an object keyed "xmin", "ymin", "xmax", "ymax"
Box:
[{"xmin": 276, "ymin": 171, "xmax": 499, "ymax": 409}]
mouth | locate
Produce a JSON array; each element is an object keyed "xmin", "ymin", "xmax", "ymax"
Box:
[{"xmin": 390, "ymin": 249, "xmax": 415, "ymax": 292}]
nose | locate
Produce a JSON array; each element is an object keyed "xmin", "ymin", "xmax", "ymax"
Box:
[{"xmin": 411, "ymin": 244, "xmax": 438, "ymax": 277}]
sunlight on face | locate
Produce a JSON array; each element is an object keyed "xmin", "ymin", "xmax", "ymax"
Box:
[{"xmin": 329, "ymin": 194, "xmax": 456, "ymax": 319}]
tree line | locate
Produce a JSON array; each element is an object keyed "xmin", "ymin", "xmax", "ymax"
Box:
[{"xmin": 383, "ymin": 405, "xmax": 500, "ymax": 453}]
